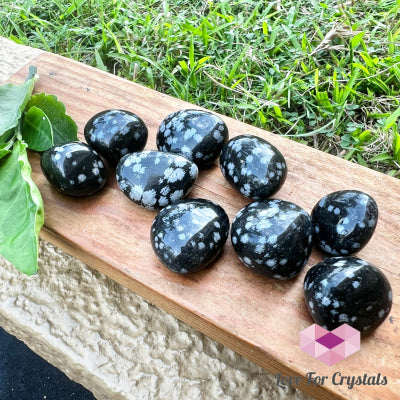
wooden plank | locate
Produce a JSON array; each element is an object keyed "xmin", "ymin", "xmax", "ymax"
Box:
[{"xmin": 8, "ymin": 52, "xmax": 400, "ymax": 400}]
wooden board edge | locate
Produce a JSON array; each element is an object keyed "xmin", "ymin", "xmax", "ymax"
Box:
[
  {"xmin": 7, "ymin": 52, "xmax": 396, "ymax": 400},
  {"xmin": 40, "ymin": 226, "xmax": 346, "ymax": 400}
]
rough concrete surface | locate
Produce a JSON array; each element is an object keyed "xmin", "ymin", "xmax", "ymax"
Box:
[{"xmin": 0, "ymin": 37, "xmax": 314, "ymax": 400}]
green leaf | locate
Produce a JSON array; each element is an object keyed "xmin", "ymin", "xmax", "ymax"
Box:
[
  {"xmin": 0, "ymin": 140, "xmax": 44, "ymax": 275},
  {"xmin": 197, "ymin": 56, "xmax": 211, "ymax": 66},
  {"xmin": 179, "ymin": 60, "xmax": 189, "ymax": 74},
  {"xmin": 0, "ymin": 67, "xmax": 37, "ymax": 142},
  {"xmin": 262, "ymin": 21, "xmax": 268, "ymax": 37},
  {"xmin": 25, "ymin": 93, "xmax": 78, "ymax": 145},
  {"xmin": 370, "ymin": 153, "xmax": 392, "ymax": 163},
  {"xmin": 273, "ymin": 105, "xmax": 283, "ymax": 118},
  {"xmin": 350, "ymin": 32, "xmax": 365, "ymax": 49},
  {"xmin": 383, "ymin": 106, "xmax": 400, "ymax": 131},
  {"xmin": 393, "ymin": 132, "xmax": 400, "ymax": 162},
  {"xmin": 0, "ymin": 147, "xmax": 11, "ymax": 161},
  {"xmin": 22, "ymin": 106, "xmax": 54, "ymax": 151},
  {"xmin": 189, "ymin": 37, "xmax": 195, "ymax": 68},
  {"xmin": 94, "ymin": 48, "xmax": 108, "ymax": 71},
  {"xmin": 357, "ymin": 153, "xmax": 368, "ymax": 167}
]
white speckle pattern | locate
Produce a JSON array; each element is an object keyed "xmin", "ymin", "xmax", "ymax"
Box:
[
  {"xmin": 165, "ymin": 167, "xmax": 185, "ymax": 183},
  {"xmin": 213, "ymin": 232, "xmax": 221, "ymax": 242},
  {"xmin": 332, "ymin": 300, "xmax": 340, "ymax": 308},
  {"xmin": 157, "ymin": 110, "xmax": 227, "ymax": 167},
  {"xmin": 243, "ymin": 256, "xmax": 251, "ymax": 265},
  {"xmin": 170, "ymin": 190, "xmax": 184, "ymax": 202},
  {"xmin": 150, "ymin": 199, "xmax": 229, "ymax": 273},
  {"xmin": 240, "ymin": 234, "xmax": 249, "ymax": 244},
  {"xmin": 116, "ymin": 151, "xmax": 197, "ymax": 209},
  {"xmin": 130, "ymin": 185, "xmax": 143, "ymax": 202},
  {"xmin": 220, "ymin": 135, "xmax": 287, "ymax": 200},
  {"xmin": 84, "ymin": 109, "xmax": 148, "ymax": 161},
  {"xmin": 231, "ymin": 198, "xmax": 312, "ymax": 279},
  {"xmin": 78, "ymin": 174, "xmax": 86, "ymax": 183},
  {"xmin": 321, "ymin": 297, "xmax": 331, "ymax": 306},
  {"xmin": 312, "ymin": 190, "xmax": 378, "ymax": 256},
  {"xmin": 338, "ymin": 314, "xmax": 349, "ymax": 322}
]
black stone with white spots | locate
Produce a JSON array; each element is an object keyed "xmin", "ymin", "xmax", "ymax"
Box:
[
  {"xmin": 151, "ymin": 198, "xmax": 230, "ymax": 274},
  {"xmin": 156, "ymin": 109, "xmax": 228, "ymax": 168},
  {"xmin": 231, "ymin": 199, "xmax": 313, "ymax": 279},
  {"xmin": 304, "ymin": 257, "xmax": 392, "ymax": 335},
  {"xmin": 311, "ymin": 190, "xmax": 378, "ymax": 256},
  {"xmin": 116, "ymin": 150, "xmax": 198, "ymax": 210},
  {"xmin": 41, "ymin": 141, "xmax": 107, "ymax": 197},
  {"xmin": 84, "ymin": 109, "xmax": 148, "ymax": 163},
  {"xmin": 219, "ymin": 135, "xmax": 287, "ymax": 200}
]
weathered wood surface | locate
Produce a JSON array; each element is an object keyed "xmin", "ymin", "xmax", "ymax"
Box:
[{"xmin": 9, "ymin": 52, "xmax": 399, "ymax": 400}]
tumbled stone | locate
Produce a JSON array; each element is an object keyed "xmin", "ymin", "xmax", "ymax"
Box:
[
  {"xmin": 312, "ymin": 190, "xmax": 378, "ymax": 256},
  {"xmin": 116, "ymin": 150, "xmax": 198, "ymax": 210},
  {"xmin": 219, "ymin": 134, "xmax": 287, "ymax": 200},
  {"xmin": 304, "ymin": 257, "xmax": 392, "ymax": 335},
  {"xmin": 151, "ymin": 198, "xmax": 230, "ymax": 274},
  {"xmin": 84, "ymin": 109, "xmax": 148, "ymax": 162},
  {"xmin": 41, "ymin": 141, "xmax": 107, "ymax": 197},
  {"xmin": 156, "ymin": 109, "xmax": 228, "ymax": 168},
  {"xmin": 231, "ymin": 199, "xmax": 313, "ymax": 279}
]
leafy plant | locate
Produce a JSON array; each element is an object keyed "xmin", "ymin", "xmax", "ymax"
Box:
[{"xmin": 0, "ymin": 67, "xmax": 78, "ymax": 275}]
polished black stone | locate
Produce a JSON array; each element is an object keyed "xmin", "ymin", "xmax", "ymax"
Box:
[
  {"xmin": 311, "ymin": 190, "xmax": 378, "ymax": 256},
  {"xmin": 41, "ymin": 142, "xmax": 107, "ymax": 197},
  {"xmin": 304, "ymin": 257, "xmax": 392, "ymax": 335},
  {"xmin": 231, "ymin": 199, "xmax": 313, "ymax": 279},
  {"xmin": 116, "ymin": 150, "xmax": 198, "ymax": 210},
  {"xmin": 219, "ymin": 135, "xmax": 287, "ymax": 200},
  {"xmin": 151, "ymin": 198, "xmax": 230, "ymax": 274},
  {"xmin": 156, "ymin": 109, "xmax": 228, "ymax": 168},
  {"xmin": 84, "ymin": 109, "xmax": 148, "ymax": 163}
]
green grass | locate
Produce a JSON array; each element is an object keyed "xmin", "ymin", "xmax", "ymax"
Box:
[{"xmin": 1, "ymin": 0, "xmax": 400, "ymax": 177}]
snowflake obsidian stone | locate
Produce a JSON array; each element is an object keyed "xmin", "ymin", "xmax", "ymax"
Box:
[
  {"xmin": 231, "ymin": 199, "xmax": 313, "ymax": 279},
  {"xmin": 116, "ymin": 150, "xmax": 198, "ymax": 210},
  {"xmin": 219, "ymin": 134, "xmax": 287, "ymax": 200},
  {"xmin": 151, "ymin": 198, "xmax": 230, "ymax": 274},
  {"xmin": 156, "ymin": 109, "xmax": 228, "ymax": 168},
  {"xmin": 84, "ymin": 109, "xmax": 148, "ymax": 163},
  {"xmin": 311, "ymin": 190, "xmax": 378, "ymax": 256},
  {"xmin": 304, "ymin": 257, "xmax": 392, "ymax": 335},
  {"xmin": 41, "ymin": 141, "xmax": 107, "ymax": 197}
]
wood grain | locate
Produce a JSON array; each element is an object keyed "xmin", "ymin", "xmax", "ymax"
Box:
[{"xmin": 8, "ymin": 52, "xmax": 400, "ymax": 400}]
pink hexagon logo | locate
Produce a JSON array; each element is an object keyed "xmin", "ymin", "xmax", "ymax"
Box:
[{"xmin": 300, "ymin": 324, "xmax": 360, "ymax": 366}]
